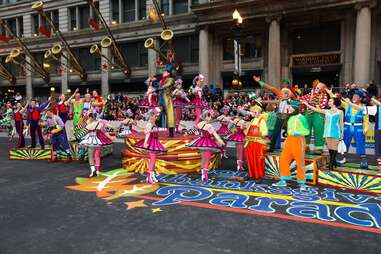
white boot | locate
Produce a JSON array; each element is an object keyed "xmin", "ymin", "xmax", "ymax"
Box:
[{"xmin": 89, "ymin": 166, "xmax": 96, "ymax": 177}]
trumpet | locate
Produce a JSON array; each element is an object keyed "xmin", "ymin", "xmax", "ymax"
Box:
[
  {"xmin": 5, "ymin": 48, "xmax": 47, "ymax": 78},
  {"xmin": 0, "ymin": 18, "xmax": 49, "ymax": 82},
  {"xmin": 32, "ymin": 1, "xmax": 87, "ymax": 80},
  {"xmin": 144, "ymin": 38, "xmax": 168, "ymax": 62},
  {"xmin": 0, "ymin": 63, "xmax": 16, "ymax": 84},
  {"xmin": 44, "ymin": 45, "xmax": 72, "ymax": 71},
  {"xmin": 83, "ymin": 0, "xmax": 130, "ymax": 77},
  {"xmin": 90, "ymin": 43, "xmax": 122, "ymax": 70}
]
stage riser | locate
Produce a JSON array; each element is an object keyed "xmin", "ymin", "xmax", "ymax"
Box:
[
  {"xmin": 9, "ymin": 143, "xmax": 113, "ymax": 161},
  {"xmin": 318, "ymin": 169, "xmax": 381, "ymax": 194},
  {"xmin": 122, "ymin": 134, "xmax": 221, "ymax": 175},
  {"xmin": 265, "ymin": 153, "xmax": 328, "ymax": 184}
]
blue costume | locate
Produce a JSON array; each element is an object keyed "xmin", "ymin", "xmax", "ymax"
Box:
[{"xmin": 343, "ymin": 105, "xmax": 367, "ymax": 168}]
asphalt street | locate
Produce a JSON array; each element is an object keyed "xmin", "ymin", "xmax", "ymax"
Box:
[{"xmin": 0, "ymin": 137, "xmax": 380, "ymax": 254}]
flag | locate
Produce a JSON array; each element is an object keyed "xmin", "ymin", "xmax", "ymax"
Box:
[
  {"xmin": 88, "ymin": 18, "xmax": 100, "ymax": 31},
  {"xmin": 39, "ymin": 25, "xmax": 51, "ymax": 38}
]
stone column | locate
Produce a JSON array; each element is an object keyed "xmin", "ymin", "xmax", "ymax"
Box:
[
  {"xmin": 199, "ymin": 27, "xmax": 209, "ymax": 84},
  {"xmin": 23, "ymin": 14, "xmax": 33, "ymax": 98},
  {"xmin": 59, "ymin": 8, "xmax": 69, "ymax": 93},
  {"xmin": 100, "ymin": 0, "xmax": 111, "ymax": 96},
  {"xmin": 266, "ymin": 16, "xmax": 281, "ymax": 86},
  {"xmin": 148, "ymin": 39, "xmax": 158, "ymax": 76},
  {"xmin": 354, "ymin": 4, "xmax": 373, "ymax": 85}
]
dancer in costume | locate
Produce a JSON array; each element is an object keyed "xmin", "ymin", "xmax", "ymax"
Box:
[
  {"xmin": 118, "ymin": 113, "xmax": 135, "ymax": 138},
  {"xmin": 216, "ymin": 106, "xmax": 232, "ymax": 159},
  {"xmin": 253, "ymin": 76, "xmax": 294, "ymax": 151},
  {"xmin": 44, "ymin": 109, "xmax": 73, "ymax": 163},
  {"xmin": 142, "ymin": 76, "xmax": 158, "ymax": 108},
  {"xmin": 273, "ymin": 104, "xmax": 310, "ymax": 190},
  {"xmin": 133, "ymin": 108, "xmax": 166, "ymax": 184},
  {"xmin": 27, "ymin": 99, "xmax": 49, "ymax": 149},
  {"xmin": 244, "ymin": 105, "xmax": 268, "ymax": 181},
  {"xmin": 299, "ymin": 81, "xmax": 329, "ymax": 154},
  {"xmin": 0, "ymin": 102, "xmax": 14, "ymax": 139},
  {"xmin": 327, "ymin": 89, "xmax": 369, "ymax": 169},
  {"xmin": 302, "ymin": 96, "xmax": 344, "ymax": 170},
  {"xmin": 189, "ymin": 74, "xmax": 208, "ymax": 128},
  {"xmin": 80, "ymin": 113, "xmax": 114, "ymax": 177},
  {"xmin": 158, "ymin": 64, "xmax": 176, "ymax": 137},
  {"xmin": 172, "ymin": 78, "xmax": 189, "ymax": 133},
  {"xmin": 14, "ymin": 101, "xmax": 29, "ymax": 148},
  {"xmin": 226, "ymin": 113, "xmax": 247, "ymax": 171},
  {"xmin": 187, "ymin": 110, "xmax": 225, "ymax": 181},
  {"xmin": 54, "ymin": 89, "xmax": 78, "ymax": 124}
]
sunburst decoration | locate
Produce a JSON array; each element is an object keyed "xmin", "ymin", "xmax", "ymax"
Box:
[
  {"xmin": 9, "ymin": 148, "xmax": 52, "ymax": 160},
  {"xmin": 318, "ymin": 170, "xmax": 381, "ymax": 194},
  {"xmin": 265, "ymin": 155, "xmax": 315, "ymax": 182}
]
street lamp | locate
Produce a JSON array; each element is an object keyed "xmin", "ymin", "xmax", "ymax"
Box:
[{"xmin": 232, "ymin": 9, "xmax": 243, "ymax": 88}]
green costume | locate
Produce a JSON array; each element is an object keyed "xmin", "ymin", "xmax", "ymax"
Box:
[{"xmin": 72, "ymin": 99, "xmax": 84, "ymax": 126}]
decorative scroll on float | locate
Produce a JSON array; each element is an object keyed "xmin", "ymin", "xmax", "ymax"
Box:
[{"xmin": 122, "ymin": 131, "xmax": 220, "ymax": 175}]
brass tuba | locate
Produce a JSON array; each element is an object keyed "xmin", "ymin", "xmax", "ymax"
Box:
[
  {"xmin": 144, "ymin": 38, "xmax": 168, "ymax": 62},
  {"xmin": 32, "ymin": 1, "xmax": 87, "ymax": 80},
  {"xmin": 0, "ymin": 61, "xmax": 16, "ymax": 84},
  {"xmin": 90, "ymin": 41, "xmax": 122, "ymax": 70},
  {"xmin": 83, "ymin": 0, "xmax": 130, "ymax": 77}
]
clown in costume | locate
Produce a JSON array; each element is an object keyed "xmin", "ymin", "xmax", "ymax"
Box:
[
  {"xmin": 299, "ymin": 81, "xmax": 329, "ymax": 154},
  {"xmin": 273, "ymin": 104, "xmax": 310, "ymax": 190},
  {"xmin": 70, "ymin": 90, "xmax": 84, "ymax": 127},
  {"xmin": 133, "ymin": 108, "xmax": 166, "ymax": 184},
  {"xmin": 43, "ymin": 109, "xmax": 73, "ymax": 163},
  {"xmin": 158, "ymin": 64, "xmax": 175, "ymax": 137},
  {"xmin": 253, "ymin": 76, "xmax": 294, "ymax": 151},
  {"xmin": 142, "ymin": 76, "xmax": 159, "ymax": 108},
  {"xmin": 187, "ymin": 110, "xmax": 225, "ymax": 181},
  {"xmin": 0, "ymin": 102, "xmax": 14, "ymax": 139},
  {"xmin": 244, "ymin": 105, "xmax": 268, "ymax": 181}
]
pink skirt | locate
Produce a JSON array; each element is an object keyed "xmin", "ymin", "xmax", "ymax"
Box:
[
  {"xmin": 227, "ymin": 130, "xmax": 245, "ymax": 143},
  {"xmin": 217, "ymin": 125, "xmax": 231, "ymax": 137},
  {"xmin": 134, "ymin": 137, "xmax": 166, "ymax": 153},
  {"xmin": 188, "ymin": 98, "xmax": 208, "ymax": 108},
  {"xmin": 187, "ymin": 137, "xmax": 221, "ymax": 152}
]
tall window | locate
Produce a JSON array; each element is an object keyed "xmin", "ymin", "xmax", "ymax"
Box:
[
  {"xmin": 111, "ymin": 0, "xmax": 119, "ymax": 23},
  {"xmin": 69, "ymin": 4, "xmax": 97, "ymax": 31},
  {"xmin": 74, "ymin": 47, "xmax": 101, "ymax": 71},
  {"xmin": 223, "ymin": 34, "xmax": 263, "ymax": 60},
  {"xmin": 292, "ymin": 24, "xmax": 341, "ymax": 54},
  {"xmin": 138, "ymin": 0, "xmax": 146, "ymax": 20},
  {"xmin": 172, "ymin": 34, "xmax": 199, "ymax": 63},
  {"xmin": 161, "ymin": 0, "xmax": 170, "ymax": 16},
  {"xmin": 174, "ymin": 0, "xmax": 188, "ymax": 15},
  {"xmin": 1, "ymin": 17, "xmax": 23, "ymax": 37},
  {"xmin": 120, "ymin": 41, "xmax": 148, "ymax": 67},
  {"xmin": 32, "ymin": 11, "xmax": 59, "ymax": 35},
  {"xmin": 122, "ymin": 0, "xmax": 135, "ymax": 23}
]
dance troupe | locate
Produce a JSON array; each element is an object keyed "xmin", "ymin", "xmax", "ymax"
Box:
[{"xmin": 1, "ymin": 64, "xmax": 381, "ymax": 190}]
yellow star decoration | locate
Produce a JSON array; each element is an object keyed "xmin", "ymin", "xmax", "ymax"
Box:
[
  {"xmin": 125, "ymin": 200, "xmax": 147, "ymax": 210},
  {"xmin": 152, "ymin": 208, "xmax": 163, "ymax": 213}
]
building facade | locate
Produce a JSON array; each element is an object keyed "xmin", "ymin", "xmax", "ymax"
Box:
[{"xmin": 0, "ymin": 0, "xmax": 380, "ymax": 97}]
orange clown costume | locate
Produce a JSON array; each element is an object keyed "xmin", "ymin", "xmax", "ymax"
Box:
[
  {"xmin": 244, "ymin": 106, "xmax": 268, "ymax": 180},
  {"xmin": 273, "ymin": 105, "xmax": 310, "ymax": 190}
]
